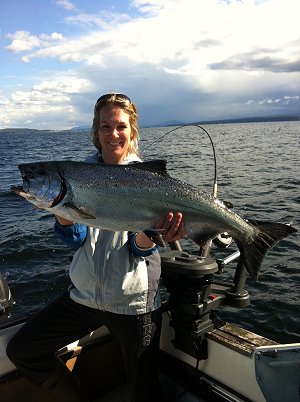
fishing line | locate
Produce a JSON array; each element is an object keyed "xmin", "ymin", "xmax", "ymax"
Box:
[{"xmin": 142, "ymin": 124, "xmax": 218, "ymax": 197}]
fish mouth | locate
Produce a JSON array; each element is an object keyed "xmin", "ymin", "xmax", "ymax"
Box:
[
  {"xmin": 11, "ymin": 185, "xmax": 24, "ymax": 195},
  {"xmin": 18, "ymin": 170, "xmax": 31, "ymax": 193},
  {"xmin": 11, "ymin": 167, "xmax": 31, "ymax": 196},
  {"xmin": 11, "ymin": 165, "xmax": 30, "ymax": 191},
  {"xmin": 11, "ymin": 184, "xmax": 35, "ymax": 201}
]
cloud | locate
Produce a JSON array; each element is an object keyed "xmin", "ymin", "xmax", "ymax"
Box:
[
  {"xmin": 244, "ymin": 95, "xmax": 300, "ymax": 116},
  {"xmin": 7, "ymin": 0, "xmax": 299, "ymax": 73},
  {"xmin": 283, "ymin": 95, "xmax": 300, "ymax": 104},
  {"xmin": 5, "ymin": 31, "xmax": 41, "ymax": 52},
  {"xmin": 130, "ymin": 0, "xmax": 165, "ymax": 16},
  {"xmin": 0, "ymin": 94, "xmax": 10, "ymax": 106},
  {"xmin": 210, "ymin": 49, "xmax": 300, "ymax": 74},
  {"xmin": 56, "ymin": 0, "xmax": 77, "ymax": 11},
  {"xmin": 6, "ymin": 31, "xmax": 64, "ymax": 54},
  {"xmin": 0, "ymin": 73, "xmax": 92, "ymax": 129},
  {"xmin": 65, "ymin": 11, "xmax": 131, "ymax": 29},
  {"xmin": 1, "ymin": 0, "xmax": 300, "ymax": 129}
]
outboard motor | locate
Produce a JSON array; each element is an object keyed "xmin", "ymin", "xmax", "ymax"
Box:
[
  {"xmin": 161, "ymin": 241, "xmax": 250, "ymax": 360},
  {"xmin": 0, "ymin": 272, "xmax": 13, "ymax": 317}
]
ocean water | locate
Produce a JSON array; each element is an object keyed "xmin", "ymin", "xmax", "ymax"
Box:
[{"xmin": 0, "ymin": 121, "xmax": 299, "ymax": 344}]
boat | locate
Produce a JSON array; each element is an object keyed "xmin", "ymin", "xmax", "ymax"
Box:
[{"xmin": 1, "ymin": 237, "xmax": 299, "ymax": 402}]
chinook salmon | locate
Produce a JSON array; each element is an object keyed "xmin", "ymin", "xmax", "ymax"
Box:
[{"xmin": 11, "ymin": 160, "xmax": 296, "ymax": 279}]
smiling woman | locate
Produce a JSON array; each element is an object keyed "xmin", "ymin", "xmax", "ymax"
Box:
[
  {"xmin": 6, "ymin": 92, "xmax": 185, "ymax": 402},
  {"xmin": 91, "ymin": 93, "xmax": 140, "ymax": 162},
  {"xmin": 98, "ymin": 106, "xmax": 133, "ymax": 164}
]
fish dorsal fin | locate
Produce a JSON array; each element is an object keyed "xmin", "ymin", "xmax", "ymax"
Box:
[{"xmin": 130, "ymin": 159, "xmax": 169, "ymax": 175}]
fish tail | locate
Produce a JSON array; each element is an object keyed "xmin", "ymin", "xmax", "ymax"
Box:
[{"xmin": 237, "ymin": 221, "xmax": 297, "ymax": 280}]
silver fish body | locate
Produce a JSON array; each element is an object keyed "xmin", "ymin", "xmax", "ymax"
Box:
[{"xmin": 11, "ymin": 160, "xmax": 297, "ymax": 279}]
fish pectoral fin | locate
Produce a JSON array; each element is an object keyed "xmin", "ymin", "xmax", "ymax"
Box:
[
  {"xmin": 64, "ymin": 203, "xmax": 96, "ymax": 220},
  {"xmin": 144, "ymin": 229, "xmax": 166, "ymax": 247}
]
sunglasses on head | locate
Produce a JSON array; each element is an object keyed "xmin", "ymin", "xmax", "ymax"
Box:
[{"xmin": 96, "ymin": 93, "xmax": 131, "ymax": 104}]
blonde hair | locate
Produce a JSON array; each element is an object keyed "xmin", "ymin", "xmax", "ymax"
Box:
[{"xmin": 91, "ymin": 93, "xmax": 140, "ymax": 157}]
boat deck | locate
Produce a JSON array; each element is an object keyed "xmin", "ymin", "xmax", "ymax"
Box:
[{"xmin": 95, "ymin": 374, "xmax": 206, "ymax": 402}]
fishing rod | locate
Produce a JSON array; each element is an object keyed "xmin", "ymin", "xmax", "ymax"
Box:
[{"xmin": 143, "ymin": 124, "xmax": 218, "ymax": 198}]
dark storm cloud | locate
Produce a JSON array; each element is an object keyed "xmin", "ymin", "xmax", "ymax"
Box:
[{"xmin": 210, "ymin": 47, "xmax": 300, "ymax": 73}]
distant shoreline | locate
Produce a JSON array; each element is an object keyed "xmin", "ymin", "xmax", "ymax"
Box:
[
  {"xmin": 153, "ymin": 114, "xmax": 300, "ymax": 128},
  {"xmin": 1, "ymin": 114, "xmax": 299, "ymax": 133}
]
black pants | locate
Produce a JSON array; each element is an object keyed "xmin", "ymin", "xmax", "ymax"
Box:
[{"xmin": 6, "ymin": 291, "xmax": 163, "ymax": 402}]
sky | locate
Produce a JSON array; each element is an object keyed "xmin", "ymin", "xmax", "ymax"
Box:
[{"xmin": 0, "ymin": 0, "xmax": 299, "ymax": 130}]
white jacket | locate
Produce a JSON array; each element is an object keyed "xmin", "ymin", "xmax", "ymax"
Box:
[{"xmin": 65, "ymin": 152, "xmax": 162, "ymax": 314}]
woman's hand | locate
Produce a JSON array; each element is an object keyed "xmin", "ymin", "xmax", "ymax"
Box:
[
  {"xmin": 155, "ymin": 212, "xmax": 185, "ymax": 243},
  {"xmin": 55, "ymin": 215, "xmax": 74, "ymax": 226},
  {"xmin": 135, "ymin": 212, "xmax": 185, "ymax": 249}
]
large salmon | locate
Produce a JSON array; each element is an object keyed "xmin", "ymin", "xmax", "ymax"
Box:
[{"xmin": 11, "ymin": 159, "xmax": 297, "ymax": 279}]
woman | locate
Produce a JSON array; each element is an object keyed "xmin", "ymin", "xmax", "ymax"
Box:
[{"xmin": 7, "ymin": 93, "xmax": 185, "ymax": 401}]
